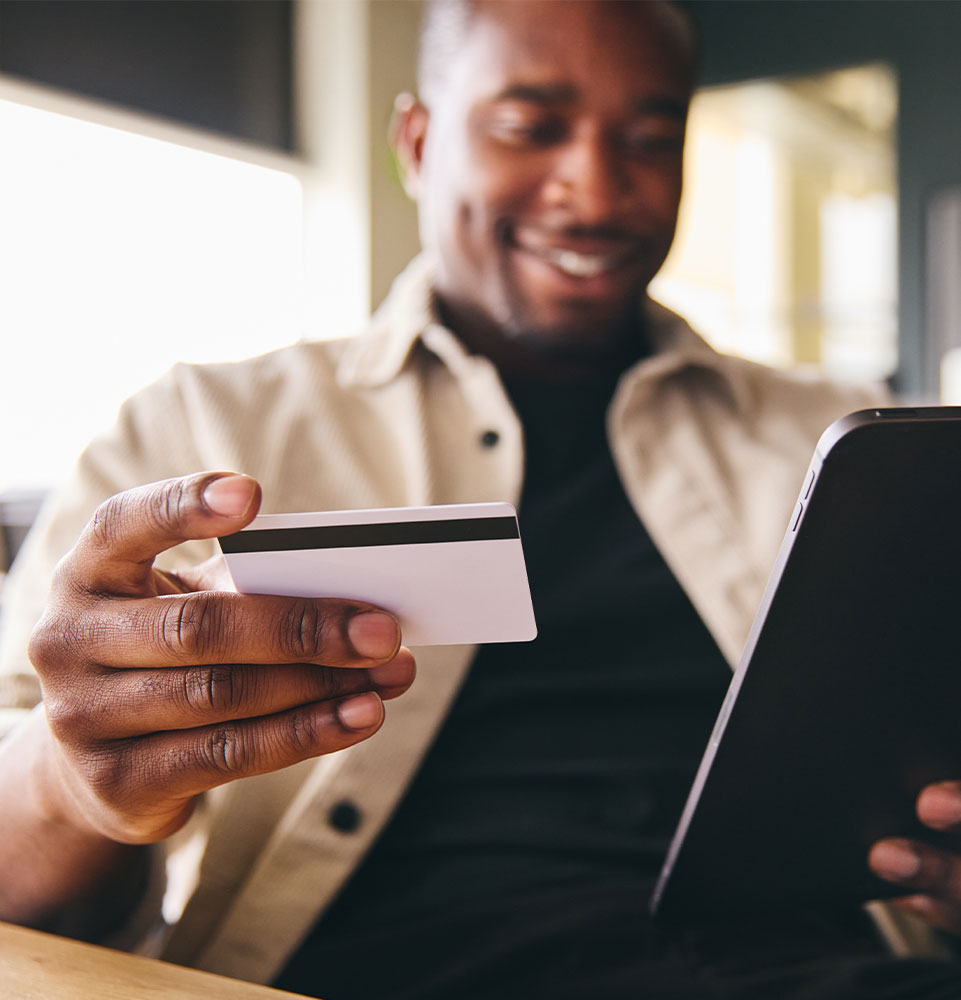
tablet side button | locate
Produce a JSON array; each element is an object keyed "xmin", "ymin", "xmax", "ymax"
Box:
[
  {"xmin": 791, "ymin": 502, "xmax": 803, "ymax": 531},
  {"xmin": 803, "ymin": 469, "xmax": 816, "ymax": 499}
]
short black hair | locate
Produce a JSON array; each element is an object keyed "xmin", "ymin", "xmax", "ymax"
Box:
[{"xmin": 417, "ymin": 0, "xmax": 700, "ymax": 106}]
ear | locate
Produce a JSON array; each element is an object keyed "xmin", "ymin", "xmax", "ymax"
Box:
[{"xmin": 390, "ymin": 92, "xmax": 430, "ymax": 200}]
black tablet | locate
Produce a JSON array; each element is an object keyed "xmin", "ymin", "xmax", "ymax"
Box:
[{"xmin": 651, "ymin": 406, "xmax": 961, "ymax": 923}]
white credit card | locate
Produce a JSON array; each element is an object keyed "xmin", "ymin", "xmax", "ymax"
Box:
[{"xmin": 217, "ymin": 502, "xmax": 537, "ymax": 646}]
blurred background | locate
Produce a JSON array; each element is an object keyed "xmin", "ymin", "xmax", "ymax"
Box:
[{"xmin": 2, "ymin": 0, "xmax": 961, "ymax": 550}]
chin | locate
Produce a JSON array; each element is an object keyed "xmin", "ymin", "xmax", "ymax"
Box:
[
  {"xmin": 503, "ymin": 302, "xmax": 640, "ymax": 355},
  {"xmin": 504, "ymin": 325, "xmax": 626, "ymax": 365}
]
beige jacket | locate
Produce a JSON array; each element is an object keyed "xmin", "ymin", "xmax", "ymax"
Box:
[{"xmin": 1, "ymin": 256, "xmax": 914, "ymax": 981}]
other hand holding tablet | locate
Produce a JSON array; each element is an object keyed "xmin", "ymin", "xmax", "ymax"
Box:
[{"xmin": 871, "ymin": 779, "xmax": 961, "ymax": 937}]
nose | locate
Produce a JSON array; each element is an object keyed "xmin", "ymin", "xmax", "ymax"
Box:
[{"xmin": 544, "ymin": 123, "xmax": 630, "ymax": 224}]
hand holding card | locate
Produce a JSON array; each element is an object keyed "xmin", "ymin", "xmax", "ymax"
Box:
[{"xmin": 217, "ymin": 502, "xmax": 537, "ymax": 646}]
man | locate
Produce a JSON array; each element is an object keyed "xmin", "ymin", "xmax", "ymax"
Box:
[{"xmin": 2, "ymin": 1, "xmax": 961, "ymax": 997}]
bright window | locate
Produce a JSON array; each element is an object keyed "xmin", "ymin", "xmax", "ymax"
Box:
[
  {"xmin": 0, "ymin": 86, "xmax": 308, "ymax": 491},
  {"xmin": 651, "ymin": 64, "xmax": 897, "ymax": 383}
]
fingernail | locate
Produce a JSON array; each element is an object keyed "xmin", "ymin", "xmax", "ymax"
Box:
[
  {"xmin": 337, "ymin": 692, "xmax": 384, "ymax": 731},
  {"xmin": 203, "ymin": 475, "xmax": 257, "ymax": 518},
  {"xmin": 348, "ymin": 612, "xmax": 400, "ymax": 659},
  {"xmin": 921, "ymin": 783, "xmax": 961, "ymax": 830},
  {"xmin": 871, "ymin": 842, "xmax": 921, "ymax": 881}
]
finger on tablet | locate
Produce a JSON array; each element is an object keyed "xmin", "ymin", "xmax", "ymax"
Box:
[{"xmin": 918, "ymin": 781, "xmax": 961, "ymax": 833}]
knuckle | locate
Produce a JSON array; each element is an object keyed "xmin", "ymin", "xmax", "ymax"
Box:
[
  {"xmin": 28, "ymin": 610, "xmax": 98, "ymax": 674},
  {"xmin": 89, "ymin": 492, "xmax": 135, "ymax": 551},
  {"xmin": 287, "ymin": 707, "xmax": 321, "ymax": 757},
  {"xmin": 181, "ymin": 666, "xmax": 248, "ymax": 718},
  {"xmin": 44, "ymin": 688, "xmax": 94, "ymax": 743},
  {"xmin": 90, "ymin": 478, "xmax": 191, "ymax": 552},
  {"xmin": 309, "ymin": 668, "xmax": 350, "ymax": 702},
  {"xmin": 80, "ymin": 744, "xmax": 132, "ymax": 801},
  {"xmin": 51, "ymin": 554, "xmax": 79, "ymax": 598},
  {"xmin": 277, "ymin": 599, "xmax": 337, "ymax": 661},
  {"xmin": 150, "ymin": 477, "xmax": 191, "ymax": 534},
  {"xmin": 45, "ymin": 668, "xmax": 124, "ymax": 747},
  {"xmin": 197, "ymin": 726, "xmax": 251, "ymax": 777},
  {"xmin": 158, "ymin": 592, "xmax": 223, "ymax": 660},
  {"xmin": 51, "ymin": 548, "xmax": 103, "ymax": 604},
  {"xmin": 27, "ymin": 616, "xmax": 61, "ymax": 673}
]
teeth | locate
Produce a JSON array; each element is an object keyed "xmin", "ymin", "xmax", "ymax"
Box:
[
  {"xmin": 512, "ymin": 229, "xmax": 630, "ymax": 278},
  {"xmin": 544, "ymin": 248, "xmax": 615, "ymax": 278}
]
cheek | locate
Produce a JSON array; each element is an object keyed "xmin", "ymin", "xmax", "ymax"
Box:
[
  {"xmin": 455, "ymin": 200, "xmax": 484, "ymax": 263},
  {"xmin": 424, "ymin": 174, "xmax": 504, "ymax": 302},
  {"xmin": 465, "ymin": 137, "xmax": 548, "ymax": 224},
  {"xmin": 636, "ymin": 162, "xmax": 685, "ymax": 226},
  {"xmin": 446, "ymin": 163, "xmax": 528, "ymax": 269}
]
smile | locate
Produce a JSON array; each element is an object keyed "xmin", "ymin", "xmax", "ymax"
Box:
[
  {"xmin": 509, "ymin": 229, "xmax": 640, "ymax": 281},
  {"xmin": 540, "ymin": 247, "xmax": 625, "ymax": 278}
]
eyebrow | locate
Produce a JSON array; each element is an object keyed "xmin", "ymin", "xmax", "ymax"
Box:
[
  {"xmin": 490, "ymin": 84, "xmax": 688, "ymax": 119},
  {"xmin": 491, "ymin": 83, "xmax": 578, "ymax": 105}
]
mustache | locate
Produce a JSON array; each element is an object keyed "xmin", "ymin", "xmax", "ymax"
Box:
[
  {"xmin": 504, "ymin": 218, "xmax": 653, "ymax": 247},
  {"xmin": 550, "ymin": 222, "xmax": 647, "ymax": 243}
]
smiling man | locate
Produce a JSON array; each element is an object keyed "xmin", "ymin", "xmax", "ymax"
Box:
[
  {"xmin": 404, "ymin": 0, "xmax": 691, "ymax": 373},
  {"xmin": 3, "ymin": 2, "xmax": 961, "ymax": 998}
]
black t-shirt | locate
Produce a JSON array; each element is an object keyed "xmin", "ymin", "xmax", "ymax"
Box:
[{"xmin": 274, "ymin": 368, "xmax": 739, "ymax": 998}]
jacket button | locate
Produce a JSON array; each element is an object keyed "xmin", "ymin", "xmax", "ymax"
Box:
[
  {"xmin": 328, "ymin": 800, "xmax": 362, "ymax": 833},
  {"xmin": 480, "ymin": 430, "xmax": 500, "ymax": 448}
]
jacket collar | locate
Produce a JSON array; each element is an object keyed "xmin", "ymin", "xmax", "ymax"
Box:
[
  {"xmin": 336, "ymin": 255, "xmax": 438, "ymax": 389},
  {"xmin": 624, "ymin": 296, "xmax": 754, "ymax": 416},
  {"xmin": 337, "ymin": 253, "xmax": 753, "ymax": 416}
]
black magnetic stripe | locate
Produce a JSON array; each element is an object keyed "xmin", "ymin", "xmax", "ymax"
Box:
[{"xmin": 218, "ymin": 516, "xmax": 519, "ymax": 553}]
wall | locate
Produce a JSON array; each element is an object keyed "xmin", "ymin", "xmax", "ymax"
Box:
[
  {"xmin": 0, "ymin": 0, "xmax": 293, "ymax": 149},
  {"xmin": 368, "ymin": 0, "xmax": 423, "ymax": 309},
  {"xmin": 294, "ymin": 0, "xmax": 421, "ymax": 319},
  {"xmin": 4, "ymin": 0, "xmax": 957, "ymax": 393}
]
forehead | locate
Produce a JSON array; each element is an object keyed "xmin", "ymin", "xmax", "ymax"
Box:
[{"xmin": 450, "ymin": 0, "xmax": 694, "ymax": 109}]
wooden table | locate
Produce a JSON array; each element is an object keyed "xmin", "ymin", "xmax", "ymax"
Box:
[{"xmin": 0, "ymin": 921, "xmax": 311, "ymax": 999}]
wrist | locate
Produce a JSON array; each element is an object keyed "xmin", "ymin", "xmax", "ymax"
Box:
[
  {"xmin": 17, "ymin": 708, "xmax": 108, "ymax": 843},
  {"xmin": 0, "ymin": 707, "xmax": 143, "ymax": 932}
]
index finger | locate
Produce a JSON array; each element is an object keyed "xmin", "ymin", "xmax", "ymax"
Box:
[{"xmin": 63, "ymin": 473, "xmax": 261, "ymax": 596}]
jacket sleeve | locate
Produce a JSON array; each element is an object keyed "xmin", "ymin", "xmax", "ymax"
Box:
[
  {"xmin": 0, "ymin": 367, "xmax": 223, "ymax": 952},
  {"xmin": 0, "ymin": 366, "xmax": 220, "ymax": 735}
]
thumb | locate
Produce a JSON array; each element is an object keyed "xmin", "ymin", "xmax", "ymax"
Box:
[{"xmin": 65, "ymin": 473, "xmax": 261, "ymax": 596}]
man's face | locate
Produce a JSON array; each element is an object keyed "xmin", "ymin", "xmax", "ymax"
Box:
[{"xmin": 404, "ymin": 0, "xmax": 693, "ymax": 360}]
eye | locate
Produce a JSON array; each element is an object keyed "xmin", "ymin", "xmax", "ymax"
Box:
[
  {"xmin": 621, "ymin": 119, "xmax": 685, "ymax": 156},
  {"xmin": 486, "ymin": 107, "xmax": 567, "ymax": 147}
]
